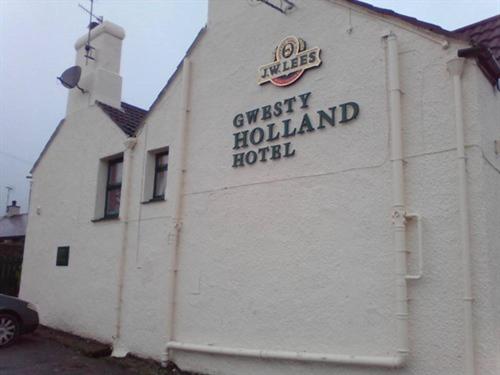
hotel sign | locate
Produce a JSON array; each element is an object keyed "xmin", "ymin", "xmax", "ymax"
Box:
[
  {"xmin": 231, "ymin": 92, "xmax": 360, "ymax": 168},
  {"xmin": 258, "ymin": 36, "xmax": 321, "ymax": 87}
]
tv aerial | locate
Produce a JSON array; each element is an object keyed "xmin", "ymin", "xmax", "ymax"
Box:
[
  {"xmin": 57, "ymin": 66, "xmax": 86, "ymax": 93},
  {"xmin": 78, "ymin": 0, "xmax": 104, "ymax": 64},
  {"xmin": 57, "ymin": 0, "xmax": 103, "ymax": 92}
]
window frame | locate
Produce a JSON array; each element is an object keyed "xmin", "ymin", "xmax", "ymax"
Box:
[
  {"xmin": 104, "ymin": 157, "xmax": 123, "ymax": 218},
  {"xmin": 152, "ymin": 150, "xmax": 169, "ymax": 200}
]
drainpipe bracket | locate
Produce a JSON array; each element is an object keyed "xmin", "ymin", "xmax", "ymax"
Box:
[
  {"xmin": 391, "ymin": 208, "xmax": 407, "ymax": 226},
  {"xmin": 447, "ymin": 58, "xmax": 465, "ymax": 77},
  {"xmin": 381, "ymin": 30, "xmax": 396, "ymax": 39},
  {"xmin": 124, "ymin": 137, "xmax": 137, "ymax": 150}
]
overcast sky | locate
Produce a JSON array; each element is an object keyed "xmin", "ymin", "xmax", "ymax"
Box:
[{"xmin": 0, "ymin": 0, "xmax": 498, "ymax": 213}]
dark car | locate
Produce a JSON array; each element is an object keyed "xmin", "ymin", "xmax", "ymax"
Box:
[{"xmin": 0, "ymin": 294, "xmax": 39, "ymax": 347}]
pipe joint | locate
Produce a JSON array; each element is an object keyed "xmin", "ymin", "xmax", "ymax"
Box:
[
  {"xmin": 392, "ymin": 208, "xmax": 407, "ymax": 226},
  {"xmin": 447, "ymin": 58, "xmax": 465, "ymax": 77},
  {"xmin": 382, "ymin": 30, "xmax": 397, "ymax": 40},
  {"xmin": 123, "ymin": 137, "xmax": 137, "ymax": 150}
]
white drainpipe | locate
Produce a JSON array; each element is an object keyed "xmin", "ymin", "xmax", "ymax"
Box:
[
  {"xmin": 386, "ymin": 31, "xmax": 410, "ymax": 362},
  {"xmin": 163, "ymin": 57, "xmax": 192, "ymax": 365},
  {"xmin": 447, "ymin": 57, "xmax": 475, "ymax": 375},
  {"xmin": 113, "ymin": 136, "xmax": 137, "ymax": 357},
  {"xmin": 165, "ymin": 32, "xmax": 416, "ymax": 369},
  {"xmin": 167, "ymin": 341, "xmax": 405, "ymax": 367}
]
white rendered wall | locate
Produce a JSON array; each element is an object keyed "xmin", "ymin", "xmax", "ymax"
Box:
[
  {"xmin": 20, "ymin": 106, "xmax": 127, "ymax": 343},
  {"xmin": 117, "ymin": 75, "xmax": 184, "ymax": 358},
  {"xmin": 475, "ymin": 68, "xmax": 500, "ymax": 374},
  {"xmin": 159, "ymin": 1, "xmax": 497, "ymax": 374},
  {"xmin": 19, "ymin": 0, "xmax": 499, "ymax": 374}
]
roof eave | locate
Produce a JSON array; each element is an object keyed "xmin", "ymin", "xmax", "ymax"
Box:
[
  {"xmin": 134, "ymin": 25, "xmax": 207, "ymax": 135},
  {"xmin": 30, "ymin": 119, "xmax": 65, "ymax": 175}
]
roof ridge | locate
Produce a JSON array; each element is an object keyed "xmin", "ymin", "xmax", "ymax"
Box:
[
  {"xmin": 120, "ymin": 101, "xmax": 148, "ymax": 112},
  {"xmin": 96, "ymin": 101, "xmax": 125, "ymax": 112},
  {"xmin": 132, "ymin": 25, "xmax": 207, "ymax": 136},
  {"xmin": 345, "ymin": 0, "xmax": 459, "ymax": 38},
  {"xmin": 96, "ymin": 100, "xmax": 147, "ymax": 113},
  {"xmin": 454, "ymin": 14, "xmax": 500, "ymax": 33}
]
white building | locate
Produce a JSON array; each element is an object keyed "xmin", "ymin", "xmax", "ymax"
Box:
[{"xmin": 20, "ymin": 1, "xmax": 499, "ymax": 374}]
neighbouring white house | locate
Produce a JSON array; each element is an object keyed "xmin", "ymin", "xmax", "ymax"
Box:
[
  {"xmin": 20, "ymin": 1, "xmax": 499, "ymax": 374},
  {"xmin": 0, "ymin": 201, "xmax": 28, "ymax": 296}
]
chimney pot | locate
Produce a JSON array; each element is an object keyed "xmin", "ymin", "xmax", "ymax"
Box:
[{"xmin": 6, "ymin": 201, "xmax": 20, "ymax": 217}]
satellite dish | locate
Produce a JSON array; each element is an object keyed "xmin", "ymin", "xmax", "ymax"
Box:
[{"xmin": 57, "ymin": 66, "xmax": 85, "ymax": 93}]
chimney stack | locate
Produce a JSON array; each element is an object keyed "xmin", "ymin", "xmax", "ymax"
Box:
[
  {"xmin": 66, "ymin": 21, "xmax": 125, "ymax": 115},
  {"xmin": 6, "ymin": 201, "xmax": 20, "ymax": 217}
]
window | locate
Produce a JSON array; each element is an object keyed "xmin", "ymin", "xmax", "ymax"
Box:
[
  {"xmin": 142, "ymin": 147, "xmax": 169, "ymax": 203},
  {"xmin": 56, "ymin": 246, "xmax": 70, "ymax": 266},
  {"xmin": 153, "ymin": 151, "xmax": 168, "ymax": 200},
  {"xmin": 104, "ymin": 157, "xmax": 123, "ymax": 217}
]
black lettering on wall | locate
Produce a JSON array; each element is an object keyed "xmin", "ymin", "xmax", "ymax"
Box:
[
  {"xmin": 339, "ymin": 102, "xmax": 360, "ymax": 123},
  {"xmin": 233, "ymin": 130, "xmax": 249, "ymax": 149},
  {"xmin": 317, "ymin": 107, "xmax": 336, "ymax": 129},
  {"xmin": 246, "ymin": 108, "xmax": 260, "ymax": 124}
]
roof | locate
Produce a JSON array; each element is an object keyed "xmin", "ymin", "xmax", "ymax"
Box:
[
  {"xmin": 138, "ymin": 26, "xmax": 207, "ymax": 130},
  {"xmin": 97, "ymin": 101, "xmax": 148, "ymax": 137},
  {"xmin": 454, "ymin": 15, "xmax": 500, "ymax": 61},
  {"xmin": 346, "ymin": 1, "xmax": 499, "ymax": 85},
  {"xmin": 0, "ymin": 214, "xmax": 28, "ymax": 239},
  {"xmin": 346, "ymin": 0, "xmax": 461, "ymax": 39},
  {"xmin": 30, "ymin": 119, "xmax": 65, "ymax": 174},
  {"xmin": 454, "ymin": 15, "xmax": 500, "ymax": 85},
  {"xmin": 31, "ymin": 101, "xmax": 147, "ymax": 174}
]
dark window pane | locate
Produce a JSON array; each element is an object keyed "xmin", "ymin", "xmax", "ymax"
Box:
[
  {"xmin": 105, "ymin": 157, "xmax": 122, "ymax": 217},
  {"xmin": 106, "ymin": 189, "xmax": 121, "ymax": 216},
  {"xmin": 56, "ymin": 246, "xmax": 70, "ymax": 266},
  {"xmin": 154, "ymin": 170, "xmax": 167, "ymax": 198},
  {"xmin": 108, "ymin": 161, "xmax": 123, "ymax": 184},
  {"xmin": 156, "ymin": 153, "xmax": 168, "ymax": 168}
]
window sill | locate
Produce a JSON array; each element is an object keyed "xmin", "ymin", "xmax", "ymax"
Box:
[
  {"xmin": 141, "ymin": 197, "xmax": 166, "ymax": 204},
  {"xmin": 91, "ymin": 216, "xmax": 120, "ymax": 223}
]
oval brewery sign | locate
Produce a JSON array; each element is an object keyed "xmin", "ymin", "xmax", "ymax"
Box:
[{"xmin": 258, "ymin": 36, "xmax": 322, "ymax": 87}]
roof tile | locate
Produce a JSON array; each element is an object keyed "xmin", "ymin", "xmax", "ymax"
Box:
[
  {"xmin": 97, "ymin": 101, "xmax": 148, "ymax": 137},
  {"xmin": 455, "ymin": 15, "xmax": 500, "ymax": 61}
]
